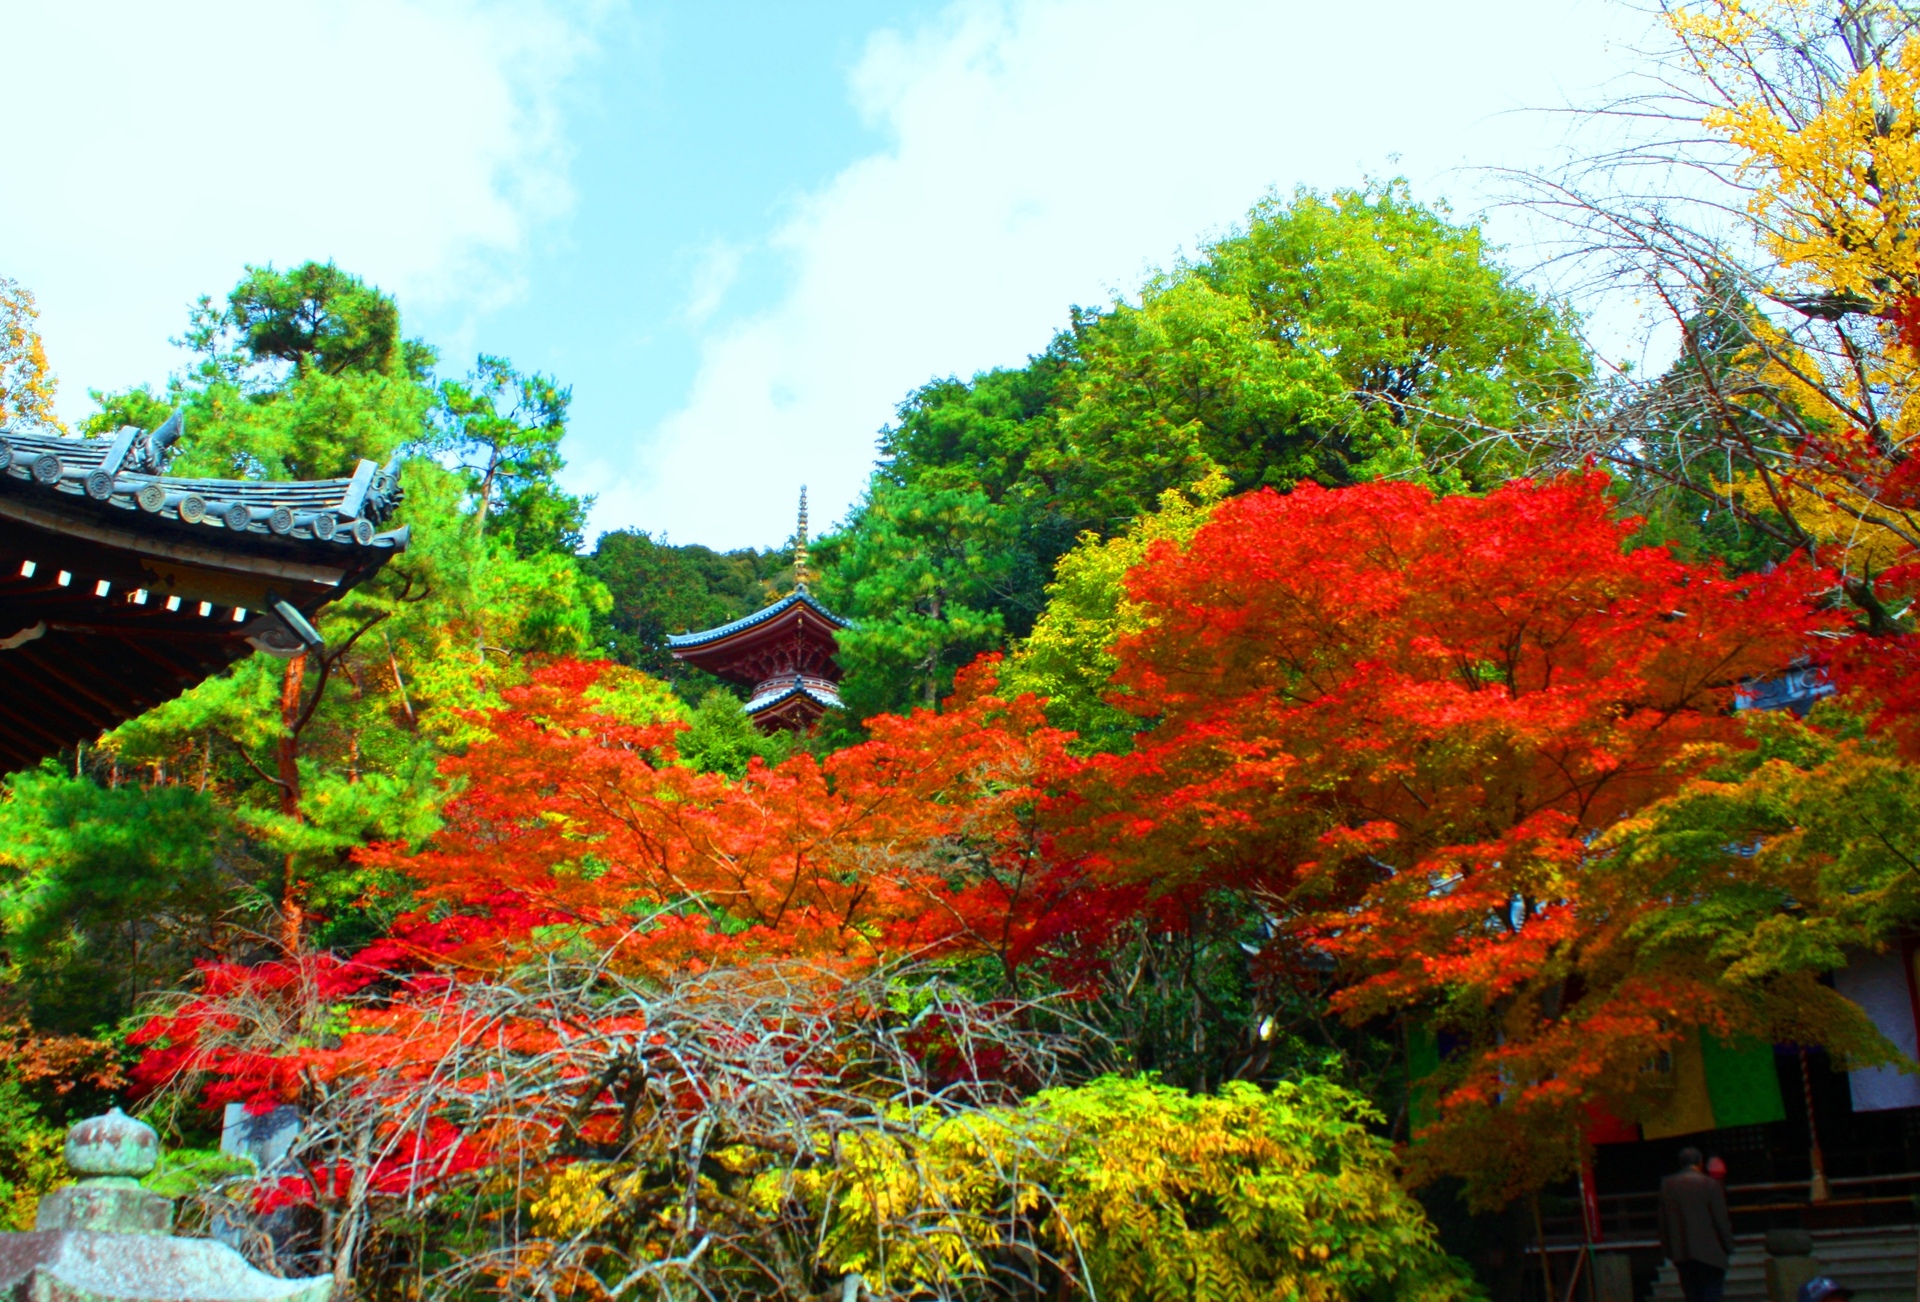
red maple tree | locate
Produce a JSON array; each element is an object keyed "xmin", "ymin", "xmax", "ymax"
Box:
[
  {"xmin": 1063, "ymin": 473, "xmax": 1837, "ymax": 1197},
  {"xmin": 127, "ymin": 660, "xmax": 1081, "ymax": 1239},
  {"xmin": 344, "ymin": 658, "xmax": 1078, "ymax": 977}
]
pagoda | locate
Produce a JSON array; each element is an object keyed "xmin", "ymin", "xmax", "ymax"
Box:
[
  {"xmin": 0, "ymin": 412, "xmax": 408, "ymax": 773},
  {"xmin": 666, "ymin": 489, "xmax": 850, "ymax": 732}
]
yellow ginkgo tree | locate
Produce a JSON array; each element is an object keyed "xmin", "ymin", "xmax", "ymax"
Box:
[
  {"xmin": 0, "ymin": 277, "xmax": 63, "ymax": 433},
  {"xmin": 1503, "ymin": 1, "xmax": 1920, "ymax": 599}
]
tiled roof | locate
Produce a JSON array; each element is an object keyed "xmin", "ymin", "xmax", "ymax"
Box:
[
  {"xmin": 1737, "ymin": 664, "xmax": 1833, "ymax": 716},
  {"xmin": 744, "ymin": 678, "xmax": 844, "ymax": 716},
  {"xmin": 0, "ymin": 418, "xmax": 408, "ymax": 553},
  {"xmin": 0, "ymin": 412, "xmax": 411, "ymax": 774},
  {"xmin": 665, "ymin": 588, "xmax": 850, "ymax": 648}
]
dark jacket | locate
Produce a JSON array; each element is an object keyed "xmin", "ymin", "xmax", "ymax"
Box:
[{"xmin": 1659, "ymin": 1169, "xmax": 1735, "ymax": 1269}]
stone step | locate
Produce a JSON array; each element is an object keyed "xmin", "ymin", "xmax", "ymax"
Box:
[{"xmin": 1649, "ymin": 1231, "xmax": 1917, "ymax": 1302}]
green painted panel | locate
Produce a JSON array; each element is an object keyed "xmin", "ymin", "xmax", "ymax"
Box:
[
  {"xmin": 1702, "ymin": 1034, "xmax": 1786, "ymax": 1129},
  {"xmin": 1408, "ymin": 1022, "xmax": 1440, "ymax": 1132}
]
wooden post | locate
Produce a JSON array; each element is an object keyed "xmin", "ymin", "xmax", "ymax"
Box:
[
  {"xmin": 1798, "ymin": 1047, "xmax": 1831, "ymax": 1202},
  {"xmin": 1533, "ymin": 1193, "xmax": 1557, "ymax": 1302},
  {"xmin": 278, "ymin": 655, "xmax": 306, "ymax": 954}
]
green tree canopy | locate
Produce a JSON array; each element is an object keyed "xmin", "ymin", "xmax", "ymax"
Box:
[
  {"xmin": 0, "ymin": 771, "xmax": 234, "ymax": 1033},
  {"xmin": 17, "ymin": 261, "xmax": 610, "ymax": 995},
  {"xmin": 86, "ymin": 262, "xmax": 434, "ymax": 481},
  {"xmin": 221, "ymin": 260, "xmax": 424, "ymax": 379},
  {"xmin": 433, "ymin": 354, "xmax": 587, "ymax": 556},
  {"xmin": 582, "ymin": 531, "xmax": 792, "ymax": 698},
  {"xmin": 1001, "ymin": 471, "xmax": 1225, "ymax": 748},
  {"xmin": 818, "ymin": 181, "xmax": 1588, "ymax": 725}
]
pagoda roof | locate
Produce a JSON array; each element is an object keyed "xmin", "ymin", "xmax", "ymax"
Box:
[
  {"xmin": 746, "ymin": 676, "xmax": 843, "ymax": 717},
  {"xmin": 0, "ymin": 415, "xmax": 408, "ymax": 773},
  {"xmin": 744, "ymin": 676, "xmax": 843, "ymax": 731},
  {"xmin": 665, "ymin": 588, "xmax": 850, "ymax": 650}
]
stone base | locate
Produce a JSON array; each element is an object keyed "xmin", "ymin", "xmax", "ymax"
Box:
[
  {"xmin": 35, "ymin": 1181, "xmax": 172, "ymax": 1237},
  {"xmin": 0, "ymin": 1229, "xmax": 330, "ymax": 1301},
  {"xmin": 1764, "ymin": 1253, "xmax": 1823, "ymax": 1302}
]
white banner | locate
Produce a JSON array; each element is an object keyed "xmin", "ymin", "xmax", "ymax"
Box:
[{"xmin": 1834, "ymin": 949, "xmax": 1920, "ymax": 1112}]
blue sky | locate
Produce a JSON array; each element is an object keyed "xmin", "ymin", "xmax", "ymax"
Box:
[
  {"xmin": 433, "ymin": 1, "xmax": 947, "ymax": 537},
  {"xmin": 1, "ymin": 0, "xmax": 1650, "ymax": 550},
  {"xmin": 454, "ymin": 3, "xmax": 938, "ymax": 445}
]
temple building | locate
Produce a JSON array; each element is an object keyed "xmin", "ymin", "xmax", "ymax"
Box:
[
  {"xmin": 666, "ymin": 489, "xmax": 850, "ymax": 733},
  {"xmin": 0, "ymin": 413, "xmax": 408, "ymax": 773}
]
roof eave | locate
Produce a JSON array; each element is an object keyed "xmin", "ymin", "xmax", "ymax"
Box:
[{"xmin": 665, "ymin": 589, "xmax": 852, "ymax": 650}]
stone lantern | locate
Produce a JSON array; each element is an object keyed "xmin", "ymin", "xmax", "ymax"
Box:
[{"xmin": 0, "ymin": 1107, "xmax": 331, "ymax": 1301}]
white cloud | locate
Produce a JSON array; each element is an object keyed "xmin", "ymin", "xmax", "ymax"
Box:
[
  {"xmin": 589, "ymin": 0, "xmax": 1651, "ymax": 548},
  {"xmin": 683, "ymin": 240, "xmax": 746, "ymax": 328},
  {"xmin": 0, "ymin": 0, "xmax": 599, "ymax": 420}
]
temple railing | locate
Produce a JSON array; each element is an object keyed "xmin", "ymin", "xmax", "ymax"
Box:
[{"xmin": 1529, "ymin": 1169, "xmax": 1920, "ymax": 1252}]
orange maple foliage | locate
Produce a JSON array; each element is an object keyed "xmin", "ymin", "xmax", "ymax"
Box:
[
  {"xmin": 132, "ymin": 659, "xmax": 1079, "ymax": 1127},
  {"xmin": 1064, "ymin": 473, "xmax": 1838, "ymax": 1198},
  {"xmin": 350, "ymin": 657, "xmax": 1077, "ymax": 979}
]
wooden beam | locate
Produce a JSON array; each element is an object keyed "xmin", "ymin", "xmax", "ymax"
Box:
[
  {"xmin": 113, "ymin": 633, "xmax": 228, "ymax": 687},
  {"xmin": 0, "ymin": 695, "xmax": 84, "ymax": 756},
  {"xmin": 0, "ymin": 497, "xmax": 346, "ymax": 586},
  {"xmin": 11, "ymin": 643, "xmax": 158, "ymax": 719}
]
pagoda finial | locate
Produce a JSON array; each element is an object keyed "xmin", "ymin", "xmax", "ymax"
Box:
[{"xmin": 794, "ymin": 485, "xmax": 809, "ymax": 590}]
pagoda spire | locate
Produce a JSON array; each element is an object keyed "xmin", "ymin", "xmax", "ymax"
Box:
[{"xmin": 793, "ymin": 485, "xmax": 809, "ymax": 590}]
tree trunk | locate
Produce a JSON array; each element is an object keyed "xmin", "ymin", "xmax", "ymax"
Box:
[
  {"xmin": 922, "ymin": 589, "xmax": 943, "ymax": 708},
  {"xmin": 332, "ymin": 1124, "xmax": 373, "ymax": 1293}
]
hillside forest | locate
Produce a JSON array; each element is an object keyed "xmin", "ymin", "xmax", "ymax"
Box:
[{"xmin": 5, "ymin": 3, "xmax": 1920, "ymax": 1299}]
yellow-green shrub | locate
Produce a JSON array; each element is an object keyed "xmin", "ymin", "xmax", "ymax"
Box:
[{"xmin": 770, "ymin": 1074, "xmax": 1480, "ymax": 1302}]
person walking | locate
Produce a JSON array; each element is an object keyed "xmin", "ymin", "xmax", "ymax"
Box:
[{"xmin": 1660, "ymin": 1147, "xmax": 1736, "ymax": 1302}]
